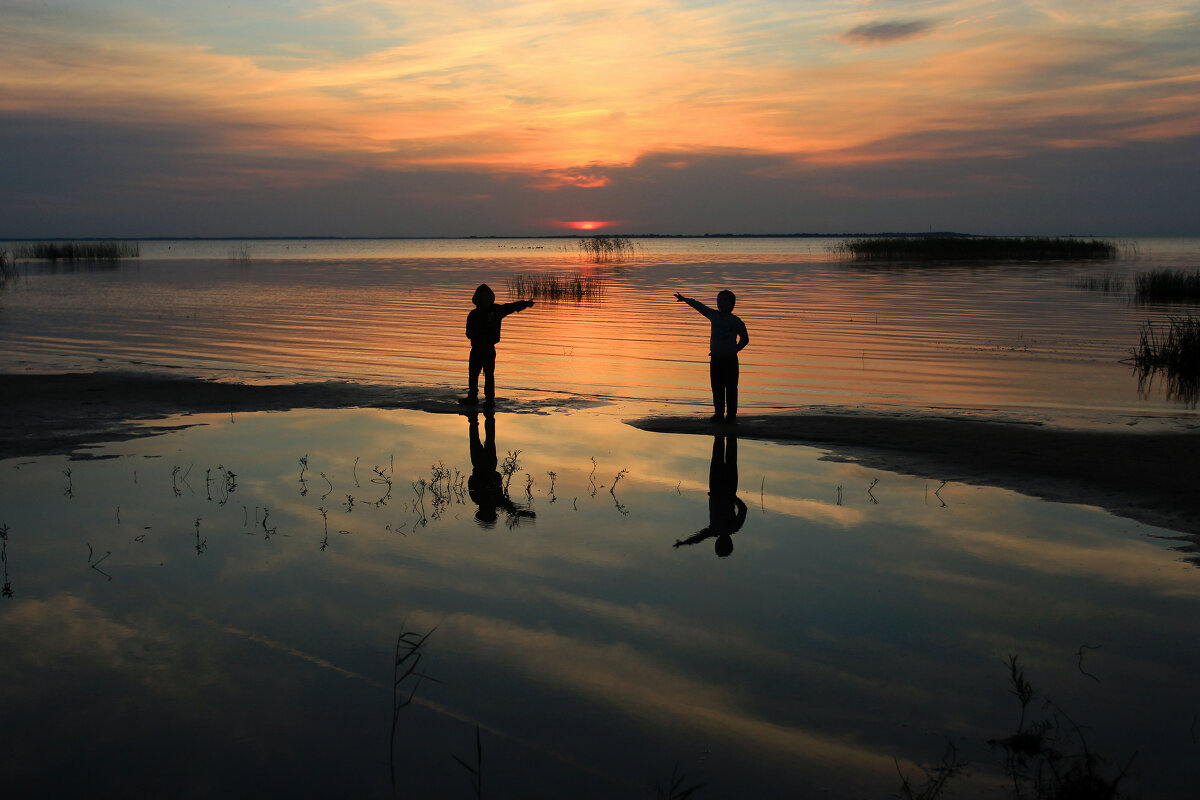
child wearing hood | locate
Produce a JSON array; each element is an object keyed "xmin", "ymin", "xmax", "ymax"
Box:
[{"xmin": 462, "ymin": 283, "xmax": 535, "ymax": 406}]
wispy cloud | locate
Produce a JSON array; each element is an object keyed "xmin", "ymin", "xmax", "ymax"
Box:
[{"xmin": 841, "ymin": 19, "xmax": 937, "ymax": 45}]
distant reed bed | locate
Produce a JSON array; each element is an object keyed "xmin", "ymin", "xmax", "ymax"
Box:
[
  {"xmin": 835, "ymin": 236, "xmax": 1117, "ymax": 261},
  {"xmin": 578, "ymin": 235, "xmax": 635, "ymax": 263},
  {"xmin": 508, "ymin": 272, "xmax": 605, "ymax": 302},
  {"xmin": 1134, "ymin": 269, "xmax": 1200, "ymax": 304},
  {"xmin": 13, "ymin": 241, "xmax": 140, "ymax": 261}
]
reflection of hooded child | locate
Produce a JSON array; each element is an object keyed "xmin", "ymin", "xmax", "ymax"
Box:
[
  {"xmin": 467, "ymin": 413, "xmax": 534, "ymax": 528},
  {"xmin": 674, "ymin": 435, "xmax": 747, "ymax": 557}
]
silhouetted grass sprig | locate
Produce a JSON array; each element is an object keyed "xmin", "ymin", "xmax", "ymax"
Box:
[
  {"xmin": 13, "ymin": 241, "xmax": 140, "ymax": 261},
  {"xmin": 508, "ymin": 271, "xmax": 605, "ymax": 301},
  {"xmin": 1134, "ymin": 269, "xmax": 1200, "ymax": 304},
  {"xmin": 834, "ymin": 236, "xmax": 1117, "ymax": 261},
  {"xmin": 1128, "ymin": 315, "xmax": 1200, "ymax": 403}
]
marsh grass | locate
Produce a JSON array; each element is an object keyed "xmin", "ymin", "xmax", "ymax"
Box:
[
  {"xmin": 1128, "ymin": 315, "xmax": 1200, "ymax": 403},
  {"xmin": 578, "ymin": 235, "xmax": 635, "ymax": 263},
  {"xmin": 507, "ymin": 271, "xmax": 605, "ymax": 301},
  {"xmin": 1075, "ymin": 273, "xmax": 1126, "ymax": 294},
  {"xmin": 835, "ymin": 236, "xmax": 1117, "ymax": 261},
  {"xmin": 0, "ymin": 250, "xmax": 13, "ymax": 290},
  {"xmin": 1134, "ymin": 269, "xmax": 1200, "ymax": 304},
  {"xmin": 13, "ymin": 241, "xmax": 140, "ymax": 261}
]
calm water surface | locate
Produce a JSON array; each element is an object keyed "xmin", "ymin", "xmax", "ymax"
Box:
[
  {"xmin": 2, "ymin": 238, "xmax": 1200, "ymax": 797},
  {"xmin": 2, "ymin": 409, "xmax": 1199, "ymax": 798},
  {"xmin": 3, "ymin": 236, "xmax": 1200, "ymax": 420}
]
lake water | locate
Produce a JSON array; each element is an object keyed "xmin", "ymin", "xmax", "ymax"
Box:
[
  {"xmin": 3, "ymin": 236, "xmax": 1200, "ymax": 420},
  {"xmin": 2, "ymin": 238, "xmax": 1200, "ymax": 797}
]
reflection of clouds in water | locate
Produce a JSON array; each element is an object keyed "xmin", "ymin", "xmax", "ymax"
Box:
[
  {"xmin": 894, "ymin": 490, "xmax": 1200, "ymax": 598},
  {"xmin": 0, "ymin": 594, "xmax": 175, "ymax": 672},
  {"xmin": 440, "ymin": 612, "xmax": 900, "ymax": 786}
]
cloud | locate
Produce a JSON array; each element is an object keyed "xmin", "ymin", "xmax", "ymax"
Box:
[{"xmin": 841, "ymin": 19, "xmax": 936, "ymax": 45}]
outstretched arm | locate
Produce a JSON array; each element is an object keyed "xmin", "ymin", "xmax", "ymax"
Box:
[
  {"xmin": 674, "ymin": 292, "xmax": 713, "ymax": 318},
  {"xmin": 673, "ymin": 527, "xmax": 715, "ymax": 548},
  {"xmin": 496, "ymin": 299, "xmax": 535, "ymax": 317}
]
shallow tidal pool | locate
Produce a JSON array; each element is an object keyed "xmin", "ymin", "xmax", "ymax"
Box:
[{"xmin": 2, "ymin": 407, "xmax": 1198, "ymax": 798}]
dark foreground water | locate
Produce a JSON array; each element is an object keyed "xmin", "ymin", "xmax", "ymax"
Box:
[
  {"xmin": 2, "ymin": 408, "xmax": 1199, "ymax": 798},
  {"xmin": 2, "ymin": 238, "xmax": 1200, "ymax": 797}
]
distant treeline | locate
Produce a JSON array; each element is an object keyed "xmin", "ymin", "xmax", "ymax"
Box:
[
  {"xmin": 835, "ymin": 236, "xmax": 1117, "ymax": 260},
  {"xmin": 11, "ymin": 241, "xmax": 140, "ymax": 261}
]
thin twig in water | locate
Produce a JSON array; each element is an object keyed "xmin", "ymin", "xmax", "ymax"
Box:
[
  {"xmin": 390, "ymin": 623, "xmax": 439, "ymax": 798},
  {"xmin": 451, "ymin": 724, "xmax": 484, "ymax": 800},
  {"xmin": 1075, "ymin": 644, "xmax": 1102, "ymax": 682}
]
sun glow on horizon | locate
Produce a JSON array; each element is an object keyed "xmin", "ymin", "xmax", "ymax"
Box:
[{"xmin": 560, "ymin": 220, "xmax": 619, "ymax": 231}]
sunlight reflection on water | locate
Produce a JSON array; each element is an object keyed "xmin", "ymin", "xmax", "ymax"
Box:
[{"xmin": 3, "ymin": 237, "xmax": 1200, "ymax": 420}]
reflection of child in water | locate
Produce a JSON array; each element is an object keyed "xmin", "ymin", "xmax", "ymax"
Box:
[
  {"xmin": 462, "ymin": 283, "xmax": 534, "ymax": 407},
  {"xmin": 674, "ymin": 435, "xmax": 747, "ymax": 557},
  {"xmin": 467, "ymin": 412, "xmax": 535, "ymax": 528}
]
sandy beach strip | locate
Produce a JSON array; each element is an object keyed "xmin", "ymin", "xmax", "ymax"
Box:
[{"xmin": 4, "ymin": 371, "xmax": 1199, "ymax": 550}]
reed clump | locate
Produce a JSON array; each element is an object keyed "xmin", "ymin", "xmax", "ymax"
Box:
[
  {"xmin": 835, "ymin": 236, "xmax": 1117, "ymax": 261},
  {"xmin": 1134, "ymin": 269, "xmax": 1200, "ymax": 304},
  {"xmin": 1075, "ymin": 273, "xmax": 1126, "ymax": 294},
  {"xmin": 508, "ymin": 272, "xmax": 605, "ymax": 301},
  {"xmin": 578, "ymin": 235, "xmax": 635, "ymax": 263},
  {"xmin": 13, "ymin": 241, "xmax": 140, "ymax": 261},
  {"xmin": 1128, "ymin": 315, "xmax": 1200, "ymax": 403}
]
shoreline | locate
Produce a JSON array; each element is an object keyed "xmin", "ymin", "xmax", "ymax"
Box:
[{"xmin": 4, "ymin": 371, "xmax": 1199, "ymax": 552}]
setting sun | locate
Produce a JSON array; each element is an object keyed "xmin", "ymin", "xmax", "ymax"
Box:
[{"xmin": 561, "ymin": 220, "xmax": 618, "ymax": 231}]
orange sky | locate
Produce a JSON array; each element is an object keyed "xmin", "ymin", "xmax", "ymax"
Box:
[{"xmin": 2, "ymin": 1, "xmax": 1198, "ymax": 235}]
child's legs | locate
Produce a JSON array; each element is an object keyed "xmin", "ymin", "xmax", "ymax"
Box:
[
  {"xmin": 725, "ymin": 358, "xmax": 739, "ymax": 417},
  {"xmin": 709, "ymin": 355, "xmax": 739, "ymax": 416},
  {"xmin": 709, "ymin": 358, "xmax": 724, "ymax": 415},
  {"xmin": 481, "ymin": 347, "xmax": 497, "ymax": 399},
  {"xmin": 468, "ymin": 345, "xmax": 496, "ymax": 397}
]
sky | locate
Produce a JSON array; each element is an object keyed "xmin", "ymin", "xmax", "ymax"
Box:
[{"xmin": 1, "ymin": 0, "xmax": 1198, "ymax": 237}]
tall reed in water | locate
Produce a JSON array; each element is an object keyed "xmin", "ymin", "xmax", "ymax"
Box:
[
  {"xmin": 1128, "ymin": 314, "xmax": 1200, "ymax": 403},
  {"xmin": 1134, "ymin": 269, "xmax": 1200, "ymax": 304},
  {"xmin": 578, "ymin": 235, "xmax": 635, "ymax": 263},
  {"xmin": 508, "ymin": 272, "xmax": 605, "ymax": 301}
]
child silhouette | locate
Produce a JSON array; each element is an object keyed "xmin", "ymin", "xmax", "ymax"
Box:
[
  {"xmin": 674, "ymin": 289, "xmax": 749, "ymax": 422},
  {"xmin": 462, "ymin": 283, "xmax": 534, "ymax": 406}
]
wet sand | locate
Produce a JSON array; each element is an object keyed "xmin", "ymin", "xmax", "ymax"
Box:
[
  {"xmin": 0, "ymin": 371, "xmax": 588, "ymax": 461},
  {"xmin": 4, "ymin": 371, "xmax": 1199, "ymax": 550}
]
